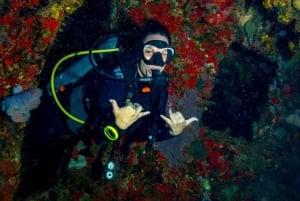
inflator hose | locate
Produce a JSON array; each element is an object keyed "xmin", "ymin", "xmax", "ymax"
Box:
[{"xmin": 50, "ymin": 48, "xmax": 120, "ymax": 124}]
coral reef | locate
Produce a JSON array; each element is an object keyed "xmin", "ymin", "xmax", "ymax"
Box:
[
  {"xmin": 0, "ymin": 0, "xmax": 299, "ymax": 201},
  {"xmin": 0, "ymin": 0, "xmax": 83, "ymax": 200}
]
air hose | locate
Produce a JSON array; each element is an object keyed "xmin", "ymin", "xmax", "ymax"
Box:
[{"xmin": 50, "ymin": 48, "xmax": 120, "ymax": 124}]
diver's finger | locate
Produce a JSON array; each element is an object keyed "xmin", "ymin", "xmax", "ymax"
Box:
[
  {"xmin": 169, "ymin": 108, "xmax": 176, "ymax": 121},
  {"xmin": 160, "ymin": 114, "xmax": 171, "ymax": 125},
  {"xmin": 185, "ymin": 117, "xmax": 199, "ymax": 126},
  {"xmin": 138, "ymin": 111, "xmax": 150, "ymax": 118},
  {"xmin": 109, "ymin": 99, "xmax": 119, "ymax": 113},
  {"xmin": 174, "ymin": 112, "xmax": 184, "ymax": 120},
  {"xmin": 135, "ymin": 105, "xmax": 143, "ymax": 114}
]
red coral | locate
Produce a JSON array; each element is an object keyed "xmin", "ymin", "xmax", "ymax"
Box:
[
  {"xmin": 0, "ymin": 85, "xmax": 6, "ymax": 98},
  {"xmin": 156, "ymin": 151, "xmax": 166, "ymax": 164},
  {"xmin": 31, "ymin": 0, "xmax": 41, "ymax": 6},
  {"xmin": 1, "ymin": 161, "xmax": 17, "ymax": 177},
  {"xmin": 203, "ymin": 138, "xmax": 214, "ymax": 151},
  {"xmin": 0, "ymin": 182, "xmax": 15, "ymax": 201},
  {"xmin": 207, "ymin": 150, "xmax": 228, "ymax": 169},
  {"xmin": 198, "ymin": 126, "xmax": 208, "ymax": 138},
  {"xmin": 194, "ymin": 159, "xmax": 205, "ymax": 176},
  {"xmin": 118, "ymin": 188, "xmax": 127, "ymax": 198},
  {"xmin": 127, "ymin": 1, "xmax": 183, "ymax": 35},
  {"xmin": 7, "ymin": 76, "xmax": 18, "ymax": 87},
  {"xmin": 21, "ymin": 0, "xmax": 41, "ymax": 7},
  {"xmin": 127, "ymin": 8, "xmax": 145, "ymax": 25},
  {"xmin": 187, "ymin": 76, "xmax": 198, "ymax": 88},
  {"xmin": 270, "ymin": 96, "xmax": 280, "ymax": 105},
  {"xmin": 73, "ymin": 191, "xmax": 84, "ymax": 201},
  {"xmin": 27, "ymin": 65, "xmax": 39, "ymax": 81},
  {"xmin": 3, "ymin": 55, "xmax": 14, "ymax": 66},
  {"xmin": 154, "ymin": 183, "xmax": 173, "ymax": 195},
  {"xmin": 42, "ymin": 18, "xmax": 60, "ymax": 34},
  {"xmin": 10, "ymin": 0, "xmax": 21, "ymax": 13},
  {"xmin": 19, "ymin": 38, "xmax": 34, "ymax": 55},
  {"xmin": 0, "ymin": 15, "xmax": 15, "ymax": 26},
  {"xmin": 163, "ymin": 15, "xmax": 184, "ymax": 35},
  {"xmin": 191, "ymin": 6, "xmax": 204, "ymax": 21},
  {"xmin": 42, "ymin": 36, "xmax": 52, "ymax": 45},
  {"xmin": 127, "ymin": 177, "xmax": 135, "ymax": 190},
  {"xmin": 24, "ymin": 16, "xmax": 36, "ymax": 27},
  {"xmin": 204, "ymin": 12, "xmax": 228, "ymax": 26}
]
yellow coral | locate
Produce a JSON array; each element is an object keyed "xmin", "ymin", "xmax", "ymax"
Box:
[
  {"xmin": 292, "ymin": 0, "xmax": 300, "ymax": 11},
  {"xmin": 50, "ymin": 3, "xmax": 64, "ymax": 19},
  {"xmin": 289, "ymin": 41, "xmax": 295, "ymax": 50},
  {"xmin": 260, "ymin": 34, "xmax": 275, "ymax": 52},
  {"xmin": 263, "ymin": 0, "xmax": 289, "ymax": 9},
  {"xmin": 64, "ymin": 6, "xmax": 72, "ymax": 14},
  {"xmin": 261, "ymin": 34, "xmax": 271, "ymax": 42},
  {"xmin": 275, "ymin": 0, "xmax": 288, "ymax": 8},
  {"xmin": 277, "ymin": 11, "xmax": 293, "ymax": 24},
  {"xmin": 263, "ymin": 0, "xmax": 274, "ymax": 9},
  {"xmin": 38, "ymin": 0, "xmax": 83, "ymax": 18},
  {"xmin": 63, "ymin": 0, "xmax": 84, "ymax": 14}
]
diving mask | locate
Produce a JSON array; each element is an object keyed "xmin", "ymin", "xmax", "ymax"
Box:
[{"xmin": 142, "ymin": 40, "xmax": 174, "ymax": 67}]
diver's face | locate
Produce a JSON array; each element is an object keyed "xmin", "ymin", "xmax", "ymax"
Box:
[{"xmin": 138, "ymin": 34, "xmax": 174, "ymax": 77}]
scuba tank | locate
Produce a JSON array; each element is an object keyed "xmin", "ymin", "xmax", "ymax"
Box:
[
  {"xmin": 48, "ymin": 35, "xmax": 119, "ymax": 94},
  {"xmin": 48, "ymin": 35, "xmax": 120, "ymax": 133}
]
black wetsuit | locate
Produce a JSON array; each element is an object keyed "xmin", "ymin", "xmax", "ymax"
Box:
[{"xmin": 88, "ymin": 68, "xmax": 171, "ymax": 144}]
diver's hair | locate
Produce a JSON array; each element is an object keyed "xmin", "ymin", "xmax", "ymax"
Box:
[{"xmin": 139, "ymin": 19, "xmax": 171, "ymax": 45}]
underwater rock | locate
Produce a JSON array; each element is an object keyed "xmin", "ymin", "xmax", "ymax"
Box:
[{"xmin": 201, "ymin": 42, "xmax": 278, "ymax": 140}]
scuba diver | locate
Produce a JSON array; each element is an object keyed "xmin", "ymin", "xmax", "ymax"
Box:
[{"xmin": 11, "ymin": 19, "xmax": 198, "ymax": 197}]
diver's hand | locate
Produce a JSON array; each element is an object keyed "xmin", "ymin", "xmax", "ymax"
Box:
[
  {"xmin": 110, "ymin": 99, "xmax": 150, "ymax": 130},
  {"xmin": 160, "ymin": 108, "xmax": 198, "ymax": 136}
]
